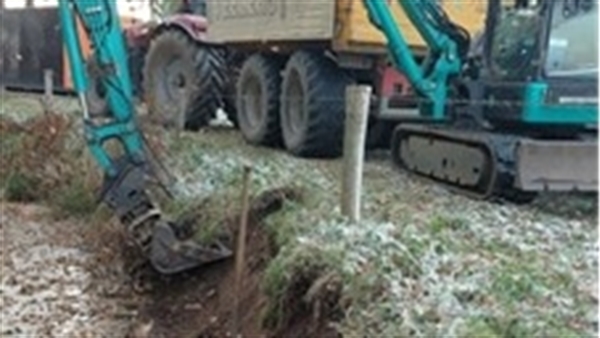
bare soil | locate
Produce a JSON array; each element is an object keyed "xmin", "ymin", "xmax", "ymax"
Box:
[
  {"xmin": 127, "ymin": 188, "xmax": 338, "ymax": 338},
  {"xmin": 125, "ymin": 188, "xmax": 342, "ymax": 338},
  {"xmin": 2, "ymin": 188, "xmax": 340, "ymax": 337},
  {"xmin": 1, "ymin": 203, "xmax": 134, "ymax": 336}
]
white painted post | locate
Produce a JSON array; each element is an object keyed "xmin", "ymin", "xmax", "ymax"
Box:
[{"xmin": 341, "ymin": 85, "xmax": 372, "ymax": 222}]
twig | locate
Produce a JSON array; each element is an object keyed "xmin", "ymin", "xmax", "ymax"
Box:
[{"xmin": 233, "ymin": 164, "xmax": 253, "ymax": 337}]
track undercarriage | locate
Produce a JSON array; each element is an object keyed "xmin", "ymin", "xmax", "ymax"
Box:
[{"xmin": 390, "ymin": 123, "xmax": 598, "ymax": 203}]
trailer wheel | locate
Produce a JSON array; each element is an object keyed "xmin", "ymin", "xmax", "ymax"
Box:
[
  {"xmin": 223, "ymin": 65, "xmax": 240, "ymax": 128},
  {"xmin": 223, "ymin": 51, "xmax": 246, "ymax": 128},
  {"xmin": 142, "ymin": 29, "xmax": 225, "ymax": 130},
  {"xmin": 280, "ymin": 51, "xmax": 351, "ymax": 158},
  {"xmin": 235, "ymin": 54, "xmax": 283, "ymax": 146}
]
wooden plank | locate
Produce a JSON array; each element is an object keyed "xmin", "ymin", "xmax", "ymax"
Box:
[{"xmin": 206, "ymin": 0, "xmax": 336, "ymax": 43}]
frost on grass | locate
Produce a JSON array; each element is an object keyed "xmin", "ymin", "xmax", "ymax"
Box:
[
  {"xmin": 161, "ymin": 132, "xmax": 335, "ymax": 202},
  {"xmin": 263, "ymin": 208, "xmax": 597, "ymax": 337},
  {"xmin": 147, "ymin": 129, "xmax": 598, "ymax": 337}
]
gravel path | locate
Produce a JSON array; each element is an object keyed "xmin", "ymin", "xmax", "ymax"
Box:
[{"xmin": 1, "ymin": 204, "xmax": 134, "ymax": 337}]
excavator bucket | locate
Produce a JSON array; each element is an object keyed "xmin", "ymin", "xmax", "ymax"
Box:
[
  {"xmin": 149, "ymin": 221, "xmax": 232, "ymax": 275},
  {"xmin": 100, "ymin": 158, "xmax": 232, "ymax": 275},
  {"xmin": 514, "ymin": 139, "xmax": 598, "ymax": 192}
]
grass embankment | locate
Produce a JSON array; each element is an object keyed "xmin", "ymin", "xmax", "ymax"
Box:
[{"xmin": 159, "ymin": 130, "xmax": 598, "ymax": 337}]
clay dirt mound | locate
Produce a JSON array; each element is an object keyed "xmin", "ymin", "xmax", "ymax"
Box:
[{"xmin": 121, "ymin": 188, "xmax": 342, "ymax": 338}]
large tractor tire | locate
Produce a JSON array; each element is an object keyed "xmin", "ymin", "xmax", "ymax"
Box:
[
  {"xmin": 142, "ymin": 29, "xmax": 225, "ymax": 130},
  {"xmin": 235, "ymin": 54, "xmax": 284, "ymax": 146},
  {"xmin": 280, "ymin": 51, "xmax": 351, "ymax": 158}
]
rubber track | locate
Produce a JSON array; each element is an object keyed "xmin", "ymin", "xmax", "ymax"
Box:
[
  {"xmin": 391, "ymin": 123, "xmax": 498, "ymax": 200},
  {"xmin": 391, "ymin": 123, "xmax": 537, "ymax": 203},
  {"xmin": 281, "ymin": 51, "xmax": 352, "ymax": 158},
  {"xmin": 236, "ymin": 54, "xmax": 283, "ymax": 146}
]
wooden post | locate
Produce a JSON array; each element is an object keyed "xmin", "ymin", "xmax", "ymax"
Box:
[
  {"xmin": 233, "ymin": 164, "xmax": 253, "ymax": 337},
  {"xmin": 42, "ymin": 69, "xmax": 54, "ymax": 113},
  {"xmin": 341, "ymin": 85, "xmax": 372, "ymax": 223}
]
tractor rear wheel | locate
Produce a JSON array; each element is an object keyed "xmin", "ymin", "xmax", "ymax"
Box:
[
  {"xmin": 142, "ymin": 29, "xmax": 225, "ymax": 130},
  {"xmin": 280, "ymin": 51, "xmax": 351, "ymax": 158}
]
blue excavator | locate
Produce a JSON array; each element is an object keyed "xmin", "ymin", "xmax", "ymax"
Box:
[
  {"xmin": 58, "ymin": 0, "xmax": 597, "ymax": 274},
  {"xmin": 365, "ymin": 0, "xmax": 597, "ymax": 202}
]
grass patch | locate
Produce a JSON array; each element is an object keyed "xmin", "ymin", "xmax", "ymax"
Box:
[
  {"xmin": 51, "ymin": 178, "xmax": 99, "ymax": 219},
  {"xmin": 3, "ymin": 172, "xmax": 41, "ymax": 202},
  {"xmin": 428, "ymin": 214, "xmax": 469, "ymax": 234},
  {"xmin": 162, "ymin": 130, "xmax": 597, "ymax": 337},
  {"xmin": 489, "ymin": 264, "xmax": 546, "ymax": 305},
  {"xmin": 262, "ymin": 245, "xmax": 344, "ymax": 329},
  {"xmin": 0, "ymin": 113, "xmax": 103, "ymax": 219}
]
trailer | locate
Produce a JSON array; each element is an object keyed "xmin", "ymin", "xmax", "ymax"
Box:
[{"xmin": 139, "ymin": 0, "xmax": 491, "ymax": 156}]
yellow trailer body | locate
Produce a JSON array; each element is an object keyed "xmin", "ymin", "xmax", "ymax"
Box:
[
  {"xmin": 206, "ymin": 1, "xmax": 337, "ymax": 43},
  {"xmin": 207, "ymin": 0, "xmax": 489, "ymax": 53},
  {"xmin": 335, "ymin": 0, "xmax": 488, "ymax": 53}
]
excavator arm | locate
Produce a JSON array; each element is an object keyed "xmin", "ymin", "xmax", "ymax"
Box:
[
  {"xmin": 364, "ymin": 0, "xmax": 469, "ymax": 119},
  {"xmin": 57, "ymin": 0, "xmax": 232, "ymax": 274}
]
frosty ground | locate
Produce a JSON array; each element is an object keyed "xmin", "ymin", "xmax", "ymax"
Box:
[{"xmin": 1, "ymin": 91, "xmax": 598, "ymax": 337}]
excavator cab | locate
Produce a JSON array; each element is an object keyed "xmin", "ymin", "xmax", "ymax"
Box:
[
  {"xmin": 474, "ymin": 0, "xmax": 598, "ymax": 129},
  {"xmin": 484, "ymin": 0, "xmax": 597, "ymax": 77},
  {"xmin": 461, "ymin": 0, "xmax": 598, "ymax": 193}
]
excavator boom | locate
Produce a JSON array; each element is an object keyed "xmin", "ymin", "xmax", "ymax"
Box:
[
  {"xmin": 364, "ymin": 0, "xmax": 464, "ymax": 120},
  {"xmin": 57, "ymin": 0, "xmax": 232, "ymax": 274}
]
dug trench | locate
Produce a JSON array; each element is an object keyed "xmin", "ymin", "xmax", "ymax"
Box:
[{"xmin": 113, "ymin": 188, "xmax": 343, "ymax": 338}]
